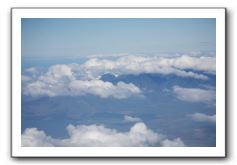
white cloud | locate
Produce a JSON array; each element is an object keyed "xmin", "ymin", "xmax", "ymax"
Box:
[
  {"xmin": 45, "ymin": 64, "xmax": 75, "ymax": 80},
  {"xmin": 79, "ymin": 55, "xmax": 215, "ymax": 80},
  {"xmin": 22, "ymin": 122, "xmax": 186, "ymax": 147},
  {"xmin": 160, "ymin": 138, "xmax": 186, "ymax": 147},
  {"xmin": 167, "ymin": 55, "xmax": 215, "ymax": 72},
  {"xmin": 23, "ymin": 65, "xmax": 76, "ymax": 97},
  {"xmin": 173, "ymin": 86, "xmax": 215, "ymax": 103},
  {"xmin": 69, "ymin": 80, "xmax": 141, "ymax": 99},
  {"xmin": 124, "ymin": 115, "xmax": 142, "ymax": 123},
  {"xmin": 22, "ymin": 55, "xmax": 215, "ymax": 98},
  {"xmin": 23, "ymin": 65, "xmax": 141, "ymax": 98},
  {"xmin": 21, "ymin": 128, "xmax": 55, "ymax": 147},
  {"xmin": 190, "ymin": 113, "xmax": 216, "ymax": 123}
]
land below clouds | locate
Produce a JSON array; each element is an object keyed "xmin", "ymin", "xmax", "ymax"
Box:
[{"xmin": 22, "ymin": 71, "xmax": 216, "ymax": 147}]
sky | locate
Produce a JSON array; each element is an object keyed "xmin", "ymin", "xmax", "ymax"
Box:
[
  {"xmin": 22, "ymin": 18, "xmax": 216, "ymax": 59},
  {"xmin": 21, "ymin": 18, "xmax": 216, "ymax": 147}
]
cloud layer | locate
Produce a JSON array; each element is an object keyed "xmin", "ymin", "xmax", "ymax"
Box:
[
  {"xmin": 190, "ymin": 113, "xmax": 216, "ymax": 123},
  {"xmin": 22, "ymin": 55, "xmax": 215, "ymax": 98},
  {"xmin": 173, "ymin": 86, "xmax": 215, "ymax": 104},
  {"xmin": 78, "ymin": 55, "xmax": 215, "ymax": 80},
  {"xmin": 23, "ymin": 65, "xmax": 141, "ymax": 98},
  {"xmin": 79, "ymin": 55, "xmax": 215, "ymax": 80},
  {"xmin": 69, "ymin": 80, "xmax": 141, "ymax": 99},
  {"xmin": 22, "ymin": 122, "xmax": 185, "ymax": 147}
]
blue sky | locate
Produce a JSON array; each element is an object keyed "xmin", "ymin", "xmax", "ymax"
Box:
[
  {"xmin": 21, "ymin": 18, "xmax": 216, "ymax": 147},
  {"xmin": 22, "ymin": 18, "xmax": 216, "ymax": 59}
]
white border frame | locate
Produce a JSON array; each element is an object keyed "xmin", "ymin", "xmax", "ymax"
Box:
[{"xmin": 11, "ymin": 8, "xmax": 226, "ymax": 157}]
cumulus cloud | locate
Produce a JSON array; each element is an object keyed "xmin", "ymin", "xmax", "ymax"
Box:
[
  {"xmin": 124, "ymin": 115, "xmax": 142, "ymax": 123},
  {"xmin": 160, "ymin": 138, "xmax": 186, "ymax": 147},
  {"xmin": 190, "ymin": 113, "xmax": 216, "ymax": 123},
  {"xmin": 21, "ymin": 128, "xmax": 55, "ymax": 147},
  {"xmin": 22, "ymin": 55, "xmax": 215, "ymax": 98},
  {"xmin": 46, "ymin": 65, "xmax": 75, "ymax": 79},
  {"xmin": 69, "ymin": 80, "xmax": 141, "ymax": 99},
  {"xmin": 22, "ymin": 122, "xmax": 186, "ymax": 147},
  {"xmin": 173, "ymin": 86, "xmax": 215, "ymax": 104},
  {"xmin": 23, "ymin": 64, "xmax": 141, "ymax": 98},
  {"xmin": 167, "ymin": 55, "xmax": 215, "ymax": 72},
  {"xmin": 78, "ymin": 55, "xmax": 215, "ymax": 80}
]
